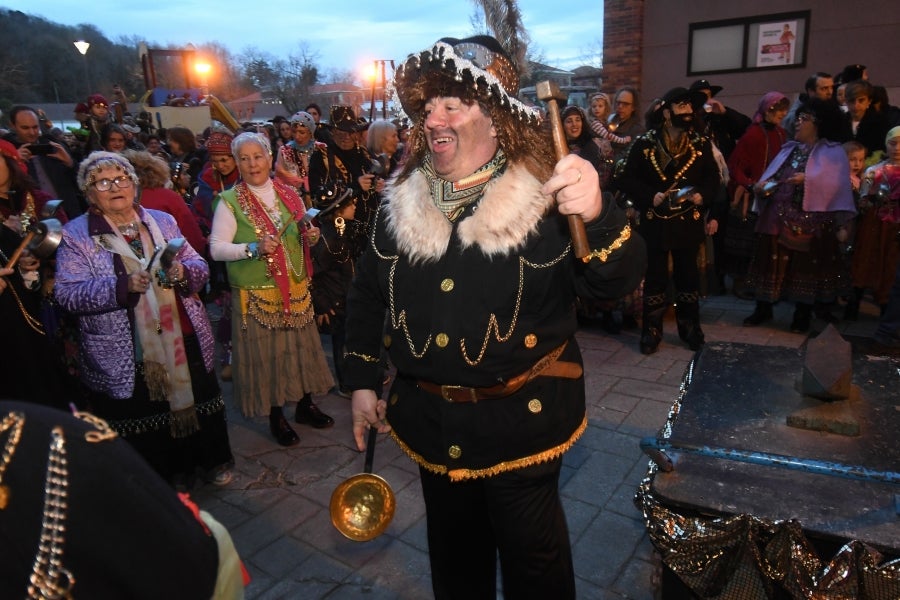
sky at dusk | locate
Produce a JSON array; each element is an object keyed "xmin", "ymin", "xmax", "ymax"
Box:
[{"xmin": 4, "ymin": 1, "xmax": 604, "ymax": 76}]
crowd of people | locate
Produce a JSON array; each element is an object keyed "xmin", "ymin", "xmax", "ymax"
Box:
[
  {"xmin": 0, "ymin": 91, "xmax": 410, "ymax": 481},
  {"xmin": 572, "ymin": 63, "xmax": 900, "ymax": 352},
  {"xmin": 1, "ymin": 40, "xmax": 899, "ymax": 597}
]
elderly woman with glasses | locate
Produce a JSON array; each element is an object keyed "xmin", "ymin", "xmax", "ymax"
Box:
[
  {"xmin": 742, "ymin": 99, "xmax": 857, "ymax": 332},
  {"xmin": 54, "ymin": 151, "xmax": 234, "ymax": 487}
]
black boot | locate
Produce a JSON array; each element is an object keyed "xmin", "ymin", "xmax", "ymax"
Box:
[
  {"xmin": 843, "ymin": 288, "xmax": 863, "ymax": 321},
  {"xmin": 790, "ymin": 303, "xmax": 812, "ymax": 333},
  {"xmin": 600, "ymin": 310, "xmax": 621, "ymax": 335},
  {"xmin": 640, "ymin": 296, "xmax": 667, "ymax": 355},
  {"xmin": 743, "ymin": 301, "xmax": 774, "ymax": 326},
  {"xmin": 814, "ymin": 301, "xmax": 839, "ymax": 324},
  {"xmin": 675, "ymin": 295, "xmax": 705, "ymax": 351},
  {"xmin": 295, "ymin": 393, "xmax": 335, "ymax": 429},
  {"xmin": 269, "ymin": 406, "xmax": 300, "ymax": 447}
]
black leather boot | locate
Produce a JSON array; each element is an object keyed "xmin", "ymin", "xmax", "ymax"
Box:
[
  {"xmin": 743, "ymin": 301, "xmax": 774, "ymax": 326},
  {"xmin": 640, "ymin": 295, "xmax": 667, "ymax": 355},
  {"xmin": 843, "ymin": 288, "xmax": 862, "ymax": 321},
  {"xmin": 790, "ymin": 303, "xmax": 812, "ymax": 333},
  {"xmin": 675, "ymin": 295, "xmax": 705, "ymax": 351},
  {"xmin": 269, "ymin": 406, "xmax": 300, "ymax": 447},
  {"xmin": 295, "ymin": 394, "xmax": 335, "ymax": 429}
]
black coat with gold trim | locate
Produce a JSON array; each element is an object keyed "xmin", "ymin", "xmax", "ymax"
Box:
[
  {"xmin": 343, "ymin": 163, "xmax": 645, "ymax": 481},
  {"xmin": 612, "ymin": 129, "xmax": 720, "ymax": 251}
]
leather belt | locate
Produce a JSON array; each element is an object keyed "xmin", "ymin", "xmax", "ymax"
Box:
[{"xmin": 417, "ymin": 342, "xmax": 583, "ymax": 403}]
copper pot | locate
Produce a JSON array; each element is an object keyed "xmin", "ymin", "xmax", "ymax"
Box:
[{"xmin": 4, "ymin": 218, "xmax": 63, "ymax": 269}]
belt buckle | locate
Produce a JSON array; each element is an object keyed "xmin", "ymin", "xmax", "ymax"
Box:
[{"xmin": 441, "ymin": 385, "xmax": 478, "ymax": 403}]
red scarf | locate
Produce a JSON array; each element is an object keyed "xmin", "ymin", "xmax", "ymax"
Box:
[{"xmin": 235, "ymin": 179, "xmax": 314, "ymax": 314}]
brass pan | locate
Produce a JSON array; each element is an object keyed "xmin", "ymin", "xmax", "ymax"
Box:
[{"xmin": 330, "ymin": 428, "xmax": 395, "ymax": 541}]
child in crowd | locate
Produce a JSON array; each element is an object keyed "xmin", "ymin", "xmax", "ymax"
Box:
[
  {"xmin": 845, "ymin": 131, "xmax": 900, "ymax": 319},
  {"xmin": 311, "ymin": 191, "xmax": 363, "ymax": 397}
]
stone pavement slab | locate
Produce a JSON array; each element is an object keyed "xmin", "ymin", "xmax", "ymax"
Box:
[{"xmin": 190, "ymin": 294, "xmax": 884, "ymax": 599}]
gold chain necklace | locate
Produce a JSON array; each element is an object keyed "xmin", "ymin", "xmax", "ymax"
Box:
[
  {"xmin": 646, "ymin": 131, "xmax": 701, "ymax": 184},
  {"xmin": 0, "ymin": 411, "xmax": 25, "ymax": 509},
  {"xmin": 27, "ymin": 426, "xmax": 75, "ymax": 600}
]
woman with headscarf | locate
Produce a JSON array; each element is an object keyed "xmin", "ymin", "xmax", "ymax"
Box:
[
  {"xmin": 562, "ymin": 105, "xmax": 606, "ymax": 176},
  {"xmin": 209, "ymin": 132, "xmax": 334, "ymax": 447},
  {"xmin": 275, "ymin": 111, "xmax": 324, "ymax": 208},
  {"xmin": 54, "ymin": 151, "xmax": 234, "ymax": 486},
  {"xmin": 726, "ymin": 92, "xmax": 790, "ymax": 303},
  {"xmin": 742, "ymin": 99, "xmax": 857, "ymax": 332}
]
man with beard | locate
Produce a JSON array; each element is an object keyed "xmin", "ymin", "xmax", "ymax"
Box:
[
  {"xmin": 343, "ymin": 35, "xmax": 645, "ymax": 599},
  {"xmin": 612, "ymin": 87, "xmax": 720, "ymax": 354},
  {"xmin": 308, "ymin": 106, "xmax": 383, "ymax": 245}
]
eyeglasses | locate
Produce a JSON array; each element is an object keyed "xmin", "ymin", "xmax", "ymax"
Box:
[
  {"xmin": 92, "ymin": 175, "xmax": 134, "ymax": 191},
  {"xmin": 795, "ymin": 114, "xmax": 817, "ymax": 124},
  {"xmin": 615, "ymin": 100, "xmax": 633, "ymax": 106}
]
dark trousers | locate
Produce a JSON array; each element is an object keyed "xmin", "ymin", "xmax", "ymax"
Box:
[
  {"xmin": 644, "ymin": 245, "xmax": 701, "ymax": 300},
  {"xmin": 419, "ymin": 457, "xmax": 574, "ymax": 600},
  {"xmin": 329, "ymin": 314, "xmax": 346, "ymax": 388}
]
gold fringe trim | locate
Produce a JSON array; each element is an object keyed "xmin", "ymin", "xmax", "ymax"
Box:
[
  {"xmin": 389, "ymin": 415, "xmax": 588, "ymax": 482},
  {"xmin": 143, "ymin": 360, "xmax": 169, "ymax": 403},
  {"xmin": 238, "ymin": 279, "xmax": 314, "ymax": 330},
  {"xmin": 582, "ymin": 224, "xmax": 632, "ymax": 264},
  {"xmin": 169, "ymin": 406, "xmax": 200, "ymax": 439}
]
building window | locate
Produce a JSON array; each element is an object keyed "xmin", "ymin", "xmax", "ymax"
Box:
[{"xmin": 688, "ymin": 10, "xmax": 810, "ymax": 75}]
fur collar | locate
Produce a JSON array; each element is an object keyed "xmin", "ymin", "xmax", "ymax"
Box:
[{"xmin": 384, "ymin": 163, "xmax": 553, "ymax": 264}]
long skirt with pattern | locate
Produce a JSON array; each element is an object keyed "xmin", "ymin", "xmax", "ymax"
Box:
[
  {"xmin": 231, "ymin": 300, "xmax": 334, "ymax": 417},
  {"xmin": 744, "ymin": 227, "xmax": 850, "ymax": 305},
  {"xmin": 849, "ymin": 211, "xmax": 900, "ymax": 305},
  {"xmin": 87, "ymin": 333, "xmax": 234, "ymax": 484}
]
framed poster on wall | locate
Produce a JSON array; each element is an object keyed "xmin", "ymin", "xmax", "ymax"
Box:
[{"xmin": 688, "ymin": 11, "xmax": 809, "ymax": 76}]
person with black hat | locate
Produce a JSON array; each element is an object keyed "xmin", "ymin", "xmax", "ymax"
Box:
[
  {"xmin": 0, "ymin": 400, "xmax": 247, "ymax": 598},
  {"xmin": 343, "ymin": 35, "xmax": 645, "ymax": 599},
  {"xmin": 312, "ymin": 188, "xmax": 362, "ymax": 398},
  {"xmin": 612, "ymin": 86, "xmax": 720, "ymax": 355},
  {"xmin": 308, "ymin": 106, "xmax": 383, "ymax": 240},
  {"xmin": 689, "ymin": 79, "xmax": 751, "ymax": 161}
]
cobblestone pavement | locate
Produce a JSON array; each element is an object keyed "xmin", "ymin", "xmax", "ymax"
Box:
[{"xmin": 190, "ymin": 293, "xmax": 885, "ymax": 599}]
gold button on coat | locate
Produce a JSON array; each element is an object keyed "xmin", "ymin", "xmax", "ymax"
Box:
[
  {"xmin": 527, "ymin": 399, "xmax": 543, "ymax": 413},
  {"xmin": 440, "ymin": 278, "xmax": 454, "ymax": 292},
  {"xmin": 524, "ymin": 334, "xmax": 538, "ymax": 348},
  {"xmin": 389, "ymin": 393, "xmax": 399, "ymax": 406},
  {"xmin": 435, "ymin": 333, "xmax": 449, "ymax": 348},
  {"xmin": 448, "ymin": 445, "xmax": 462, "ymax": 459},
  {"xmin": 383, "ymin": 334, "xmax": 392, "ymax": 348}
]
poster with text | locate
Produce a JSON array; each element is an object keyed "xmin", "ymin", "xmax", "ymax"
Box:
[{"xmin": 757, "ymin": 21, "xmax": 797, "ymax": 67}]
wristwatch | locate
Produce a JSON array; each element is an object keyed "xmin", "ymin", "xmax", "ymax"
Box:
[{"xmin": 244, "ymin": 242, "xmax": 259, "ymax": 260}]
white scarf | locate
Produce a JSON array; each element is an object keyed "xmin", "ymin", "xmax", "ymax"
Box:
[{"xmin": 98, "ymin": 213, "xmax": 198, "ymax": 437}]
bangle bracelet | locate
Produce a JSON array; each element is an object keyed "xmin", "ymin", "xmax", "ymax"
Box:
[{"xmin": 245, "ymin": 242, "xmax": 259, "ymax": 260}]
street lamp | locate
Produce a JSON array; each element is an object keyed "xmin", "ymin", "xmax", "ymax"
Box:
[
  {"xmin": 195, "ymin": 61, "xmax": 211, "ymax": 98},
  {"xmin": 74, "ymin": 40, "xmax": 91, "ymax": 97}
]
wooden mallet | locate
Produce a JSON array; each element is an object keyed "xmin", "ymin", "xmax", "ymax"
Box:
[{"xmin": 536, "ymin": 80, "xmax": 590, "ymax": 259}]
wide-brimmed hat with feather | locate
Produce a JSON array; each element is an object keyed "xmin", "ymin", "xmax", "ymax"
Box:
[{"xmin": 393, "ymin": 35, "xmax": 539, "ymax": 124}]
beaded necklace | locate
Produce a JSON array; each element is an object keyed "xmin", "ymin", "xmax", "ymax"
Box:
[
  {"xmin": 646, "ymin": 130, "xmax": 701, "ymax": 184},
  {"xmin": 118, "ymin": 221, "xmax": 143, "ymax": 258}
]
